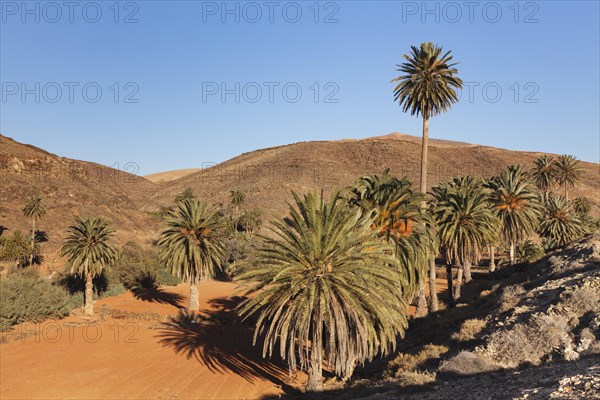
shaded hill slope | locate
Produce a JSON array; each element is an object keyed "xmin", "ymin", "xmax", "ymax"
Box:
[{"xmin": 0, "ymin": 134, "xmax": 161, "ymax": 265}]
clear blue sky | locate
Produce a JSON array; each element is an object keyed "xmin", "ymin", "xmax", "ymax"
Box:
[{"xmin": 1, "ymin": 0, "xmax": 599, "ymax": 175}]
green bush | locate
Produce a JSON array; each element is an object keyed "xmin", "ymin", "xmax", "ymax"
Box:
[
  {"xmin": 155, "ymin": 267, "xmax": 181, "ymax": 287},
  {"xmin": 112, "ymin": 241, "xmax": 180, "ymax": 289},
  {"xmin": 0, "ymin": 270, "xmax": 72, "ymax": 331}
]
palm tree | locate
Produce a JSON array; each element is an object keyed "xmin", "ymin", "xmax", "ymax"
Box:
[
  {"xmin": 61, "ymin": 217, "xmax": 117, "ymax": 315},
  {"xmin": 175, "ymin": 187, "xmax": 196, "ymax": 203},
  {"xmin": 553, "ymin": 155, "xmax": 583, "ymax": 201},
  {"xmin": 488, "ymin": 166, "xmax": 542, "ymax": 264},
  {"xmin": 238, "ymin": 191, "xmax": 407, "ymax": 391},
  {"xmin": 157, "ymin": 198, "xmax": 226, "ymax": 311},
  {"xmin": 348, "ymin": 169, "xmax": 435, "ymax": 314},
  {"xmin": 22, "ymin": 195, "xmax": 47, "ymax": 266},
  {"xmin": 570, "ymin": 196, "xmax": 591, "ymax": 216},
  {"xmin": 392, "ymin": 42, "xmax": 462, "ymax": 195},
  {"xmin": 432, "ymin": 177, "xmax": 498, "ymax": 300},
  {"xmin": 539, "ymin": 195, "xmax": 584, "ymax": 249},
  {"xmin": 531, "ymin": 155, "xmax": 556, "ymax": 193},
  {"xmin": 238, "ymin": 209, "xmax": 262, "ymax": 234},
  {"xmin": 2, "ymin": 230, "xmax": 31, "ymax": 269},
  {"xmin": 392, "ymin": 43, "xmax": 462, "ymax": 312},
  {"xmin": 229, "ymin": 189, "xmax": 245, "ymax": 221}
]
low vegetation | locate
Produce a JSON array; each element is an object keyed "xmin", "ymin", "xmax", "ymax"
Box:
[{"xmin": 0, "ymin": 269, "xmax": 72, "ymax": 331}]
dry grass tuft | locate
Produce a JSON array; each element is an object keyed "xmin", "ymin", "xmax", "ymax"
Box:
[
  {"xmin": 499, "ymin": 284, "xmax": 526, "ymax": 312},
  {"xmin": 451, "ymin": 319, "xmax": 487, "ymax": 342},
  {"xmin": 439, "ymin": 351, "xmax": 499, "ymax": 376},
  {"xmin": 395, "ymin": 370, "xmax": 437, "ymax": 387},
  {"xmin": 388, "ymin": 344, "xmax": 449, "ymax": 374},
  {"xmin": 387, "ymin": 344, "xmax": 448, "ymax": 386},
  {"xmin": 486, "ymin": 314, "xmax": 570, "ymax": 368}
]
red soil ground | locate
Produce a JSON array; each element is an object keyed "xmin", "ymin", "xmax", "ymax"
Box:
[{"xmin": 0, "ymin": 277, "xmax": 449, "ymax": 400}]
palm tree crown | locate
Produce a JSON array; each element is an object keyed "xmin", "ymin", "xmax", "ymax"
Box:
[
  {"xmin": 531, "ymin": 155, "xmax": 556, "ymax": 193},
  {"xmin": 539, "ymin": 194, "xmax": 584, "ymax": 248},
  {"xmin": 22, "ymin": 195, "xmax": 47, "ymax": 223},
  {"xmin": 553, "ymin": 155, "xmax": 583, "ymax": 200},
  {"xmin": 488, "ymin": 165, "xmax": 542, "ymax": 247},
  {"xmin": 238, "ymin": 191, "xmax": 407, "ymax": 390},
  {"xmin": 61, "ymin": 217, "xmax": 117, "ymax": 276},
  {"xmin": 229, "ymin": 189, "xmax": 245, "ymax": 207},
  {"xmin": 348, "ymin": 169, "xmax": 433, "ymax": 297},
  {"xmin": 158, "ymin": 198, "xmax": 226, "ymax": 284},
  {"xmin": 392, "ymin": 42, "xmax": 463, "ymax": 120},
  {"xmin": 432, "ymin": 176, "xmax": 498, "ymax": 267},
  {"xmin": 175, "ymin": 187, "xmax": 196, "ymax": 203}
]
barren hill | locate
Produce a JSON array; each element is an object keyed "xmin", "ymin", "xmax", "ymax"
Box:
[
  {"xmin": 145, "ymin": 168, "xmax": 202, "ymax": 183},
  {"xmin": 2, "ymin": 132, "xmax": 598, "ymax": 265},
  {"xmin": 0, "ymin": 134, "xmax": 161, "ymax": 267},
  {"xmin": 149, "ymin": 133, "xmax": 600, "ymax": 219}
]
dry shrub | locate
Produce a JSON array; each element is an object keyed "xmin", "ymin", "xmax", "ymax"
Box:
[
  {"xmin": 499, "ymin": 284, "xmax": 525, "ymax": 312},
  {"xmin": 439, "ymin": 351, "xmax": 499, "ymax": 376},
  {"xmin": 396, "ymin": 370, "xmax": 437, "ymax": 387},
  {"xmin": 562, "ymin": 284, "xmax": 600, "ymax": 316},
  {"xmin": 486, "ymin": 313, "xmax": 570, "ymax": 368},
  {"xmin": 451, "ymin": 319, "xmax": 487, "ymax": 342},
  {"xmin": 388, "ymin": 344, "xmax": 449, "ymax": 374}
]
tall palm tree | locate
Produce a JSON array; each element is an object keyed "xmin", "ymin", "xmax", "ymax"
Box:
[
  {"xmin": 392, "ymin": 42, "xmax": 462, "ymax": 195},
  {"xmin": 157, "ymin": 198, "xmax": 226, "ymax": 311},
  {"xmin": 348, "ymin": 169, "xmax": 434, "ymax": 314},
  {"xmin": 432, "ymin": 177, "xmax": 498, "ymax": 300},
  {"xmin": 392, "ymin": 43, "xmax": 462, "ymax": 312},
  {"xmin": 61, "ymin": 217, "xmax": 117, "ymax": 315},
  {"xmin": 553, "ymin": 155, "xmax": 583, "ymax": 201},
  {"xmin": 22, "ymin": 195, "xmax": 47, "ymax": 266},
  {"xmin": 229, "ymin": 189, "xmax": 245, "ymax": 221},
  {"xmin": 238, "ymin": 191, "xmax": 406, "ymax": 391},
  {"xmin": 539, "ymin": 194, "xmax": 584, "ymax": 249},
  {"xmin": 488, "ymin": 166, "xmax": 542, "ymax": 264},
  {"xmin": 531, "ymin": 155, "xmax": 556, "ymax": 194}
]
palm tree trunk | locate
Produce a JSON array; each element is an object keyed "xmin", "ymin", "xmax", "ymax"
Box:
[
  {"xmin": 415, "ymin": 116, "xmax": 430, "ymax": 314},
  {"xmin": 489, "ymin": 246, "xmax": 496, "ymax": 272},
  {"xmin": 84, "ymin": 260, "xmax": 94, "ymax": 316},
  {"xmin": 464, "ymin": 259, "xmax": 472, "ymax": 283},
  {"xmin": 428, "ymin": 257, "xmax": 438, "ymax": 312},
  {"xmin": 306, "ymin": 312, "xmax": 324, "ymax": 392},
  {"xmin": 453, "ymin": 265, "xmax": 463, "ymax": 300},
  {"xmin": 445, "ymin": 264, "xmax": 455, "ymax": 308},
  {"xmin": 189, "ymin": 280, "xmax": 200, "ymax": 311},
  {"xmin": 420, "ymin": 117, "xmax": 430, "ymax": 193},
  {"xmin": 510, "ymin": 241, "xmax": 516, "ymax": 265},
  {"xmin": 30, "ymin": 220, "xmax": 35, "ymax": 266},
  {"xmin": 416, "ymin": 279, "xmax": 427, "ymax": 317}
]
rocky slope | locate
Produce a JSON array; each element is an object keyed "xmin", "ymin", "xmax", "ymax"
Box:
[{"xmin": 346, "ymin": 232, "xmax": 600, "ymax": 400}]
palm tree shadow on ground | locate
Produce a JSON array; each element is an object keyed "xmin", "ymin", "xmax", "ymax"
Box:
[
  {"xmin": 131, "ymin": 285, "xmax": 186, "ymax": 309},
  {"xmin": 156, "ymin": 296, "xmax": 301, "ymax": 396}
]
